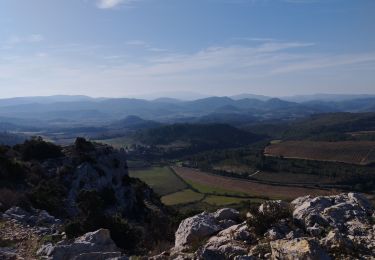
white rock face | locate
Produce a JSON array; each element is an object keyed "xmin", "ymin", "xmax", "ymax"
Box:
[
  {"xmin": 65, "ymin": 146, "xmax": 132, "ymax": 216},
  {"xmin": 38, "ymin": 229, "xmax": 125, "ymax": 260}
]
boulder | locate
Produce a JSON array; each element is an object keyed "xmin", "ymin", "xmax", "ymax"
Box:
[
  {"xmin": 0, "ymin": 247, "xmax": 18, "ymax": 260},
  {"xmin": 248, "ymin": 242, "xmax": 271, "ymax": 258},
  {"xmin": 2, "ymin": 207, "xmax": 30, "ymax": 223},
  {"xmin": 234, "ymin": 256, "xmax": 255, "ymax": 260},
  {"xmin": 38, "ymin": 229, "xmax": 123, "ymax": 260},
  {"xmin": 214, "ymin": 208, "xmax": 239, "ymax": 222},
  {"xmin": 320, "ymin": 229, "xmax": 352, "ymax": 253},
  {"xmin": 306, "ymin": 223, "xmax": 323, "ymax": 237},
  {"xmin": 174, "ymin": 208, "xmax": 241, "ymax": 251},
  {"xmin": 270, "ymin": 237, "xmax": 330, "ymax": 260},
  {"xmin": 265, "ymin": 227, "xmax": 284, "ymax": 241},
  {"xmin": 197, "ymin": 222, "xmax": 253, "ymax": 260},
  {"xmin": 199, "ymin": 237, "xmax": 248, "ymax": 260},
  {"xmin": 218, "ymin": 219, "xmax": 238, "ymax": 229},
  {"xmin": 174, "ymin": 212, "xmax": 221, "ymax": 249},
  {"xmin": 3, "ymin": 207, "xmax": 61, "ymax": 227}
]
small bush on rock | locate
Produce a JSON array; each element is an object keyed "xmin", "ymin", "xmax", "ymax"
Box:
[{"xmin": 246, "ymin": 201, "xmax": 292, "ymax": 235}]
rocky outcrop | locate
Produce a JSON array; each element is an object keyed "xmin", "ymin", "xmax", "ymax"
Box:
[
  {"xmin": 37, "ymin": 229, "xmax": 127, "ymax": 260},
  {"xmin": 2, "ymin": 206, "xmax": 62, "ymax": 236},
  {"xmin": 292, "ymin": 192, "xmax": 375, "ymax": 258},
  {"xmin": 197, "ymin": 222, "xmax": 253, "ymax": 260},
  {"xmin": 174, "ymin": 208, "xmax": 240, "ymax": 251},
  {"xmin": 270, "ymin": 238, "xmax": 330, "ymax": 260},
  {"xmin": 167, "ymin": 193, "xmax": 375, "ymax": 260},
  {"xmin": 59, "ymin": 145, "xmax": 133, "ymax": 216}
]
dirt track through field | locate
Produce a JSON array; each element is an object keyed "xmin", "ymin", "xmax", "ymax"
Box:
[{"xmin": 172, "ymin": 167, "xmax": 336, "ymax": 200}]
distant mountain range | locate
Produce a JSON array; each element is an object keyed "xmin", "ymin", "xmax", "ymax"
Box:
[{"xmin": 0, "ymin": 94, "xmax": 374, "ymax": 130}]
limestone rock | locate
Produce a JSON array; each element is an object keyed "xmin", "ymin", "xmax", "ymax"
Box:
[
  {"xmin": 292, "ymin": 193, "xmax": 373, "ymax": 231},
  {"xmin": 214, "ymin": 208, "xmax": 240, "ymax": 222},
  {"xmin": 174, "ymin": 208, "xmax": 242, "ymax": 251},
  {"xmin": 197, "ymin": 222, "xmax": 253, "ymax": 260},
  {"xmin": 38, "ymin": 229, "xmax": 124, "ymax": 260},
  {"xmin": 270, "ymin": 237, "xmax": 330, "ymax": 260},
  {"xmin": 249, "ymin": 242, "xmax": 271, "ymax": 258},
  {"xmin": 320, "ymin": 229, "xmax": 352, "ymax": 253},
  {"xmin": 174, "ymin": 212, "xmax": 221, "ymax": 249}
]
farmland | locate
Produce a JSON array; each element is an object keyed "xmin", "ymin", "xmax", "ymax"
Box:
[
  {"xmin": 265, "ymin": 141, "xmax": 375, "ymax": 165},
  {"xmin": 129, "ymin": 166, "xmax": 263, "ymax": 208},
  {"xmin": 202, "ymin": 195, "xmax": 259, "ymax": 206},
  {"xmin": 161, "ymin": 189, "xmax": 204, "ymax": 205},
  {"xmin": 251, "ymin": 171, "xmax": 335, "ymax": 184},
  {"xmin": 129, "ymin": 166, "xmax": 187, "ymax": 196},
  {"xmin": 172, "ymin": 166, "xmax": 336, "ymax": 200}
]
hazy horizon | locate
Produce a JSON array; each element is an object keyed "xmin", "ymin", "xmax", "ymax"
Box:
[
  {"xmin": 1, "ymin": 92, "xmax": 375, "ymax": 101},
  {"xmin": 1, "ymin": 0, "xmax": 375, "ymax": 98}
]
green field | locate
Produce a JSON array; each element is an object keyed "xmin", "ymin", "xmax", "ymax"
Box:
[
  {"xmin": 161, "ymin": 189, "xmax": 204, "ymax": 205},
  {"xmin": 185, "ymin": 179, "xmax": 249, "ymax": 197},
  {"xmin": 129, "ymin": 166, "xmax": 266, "ymax": 209},
  {"xmin": 129, "ymin": 166, "xmax": 187, "ymax": 196}
]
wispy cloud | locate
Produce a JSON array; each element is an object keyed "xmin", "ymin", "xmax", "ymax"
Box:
[
  {"xmin": 6, "ymin": 34, "xmax": 44, "ymax": 45},
  {"xmin": 0, "ymin": 34, "xmax": 44, "ymax": 50},
  {"xmin": 96, "ymin": 0, "xmax": 139, "ymax": 9},
  {"xmin": 125, "ymin": 40, "xmax": 147, "ymax": 46},
  {"xmin": 1, "ymin": 40, "xmax": 374, "ymax": 97},
  {"xmin": 283, "ymin": 0, "xmax": 320, "ymax": 3}
]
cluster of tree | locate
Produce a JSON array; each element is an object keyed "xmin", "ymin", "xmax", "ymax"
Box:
[
  {"xmin": 0, "ymin": 137, "xmax": 177, "ymax": 255},
  {"xmin": 14, "ymin": 136, "xmax": 63, "ymax": 161},
  {"xmin": 135, "ymin": 123, "xmax": 264, "ymax": 146},
  {"xmin": 128, "ymin": 123, "xmax": 265, "ymax": 160}
]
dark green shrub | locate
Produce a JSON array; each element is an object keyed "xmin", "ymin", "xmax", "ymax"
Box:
[
  {"xmin": 75, "ymin": 137, "xmax": 95, "ymax": 153},
  {"xmin": 29, "ymin": 179, "xmax": 67, "ymax": 217},
  {"xmin": 0, "ymin": 156, "xmax": 27, "ymax": 186},
  {"xmin": 77, "ymin": 190, "xmax": 104, "ymax": 216},
  {"xmin": 0, "ymin": 188, "xmax": 28, "ymax": 211},
  {"xmin": 99, "ymin": 187, "xmax": 117, "ymax": 207},
  {"xmin": 15, "ymin": 137, "xmax": 63, "ymax": 161}
]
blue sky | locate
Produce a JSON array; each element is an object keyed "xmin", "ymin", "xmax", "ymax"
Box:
[{"xmin": 0, "ymin": 0, "xmax": 374, "ymax": 98}]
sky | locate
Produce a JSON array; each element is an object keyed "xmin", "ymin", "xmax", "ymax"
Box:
[{"xmin": 0, "ymin": 0, "xmax": 374, "ymax": 98}]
